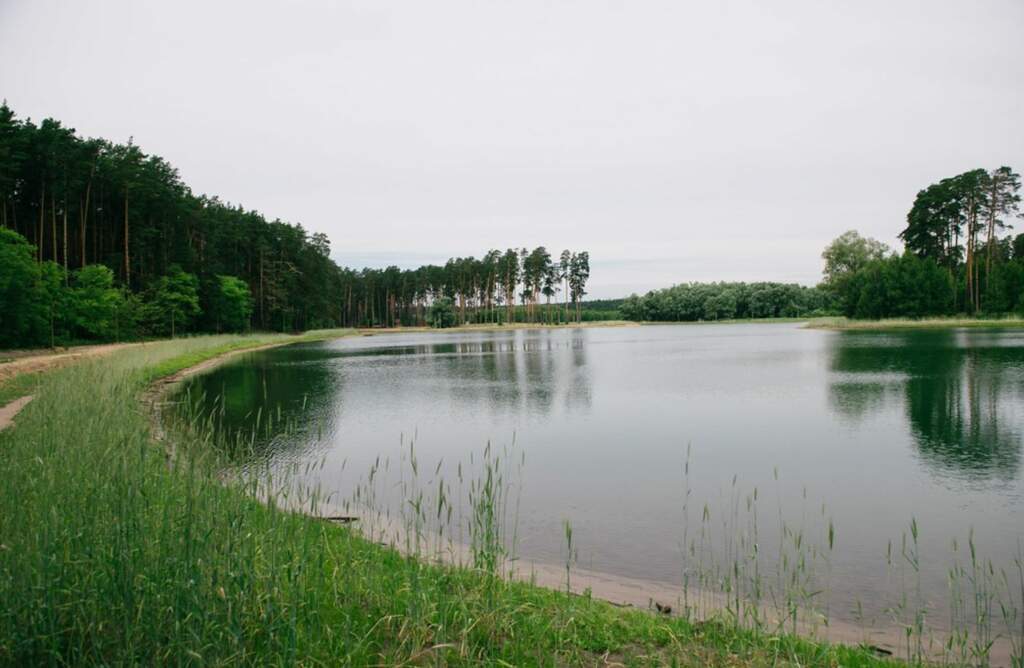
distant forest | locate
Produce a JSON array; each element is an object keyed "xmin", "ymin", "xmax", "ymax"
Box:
[
  {"xmin": 3, "ymin": 104, "xmax": 1021, "ymax": 349},
  {"xmin": 620, "ymin": 282, "xmax": 829, "ymax": 322},
  {"xmin": 623, "ymin": 167, "xmax": 1023, "ymax": 322},
  {"xmin": 0, "ymin": 104, "xmax": 593, "ymax": 348}
]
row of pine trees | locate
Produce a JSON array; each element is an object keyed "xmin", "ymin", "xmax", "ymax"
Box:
[{"xmin": 0, "ymin": 104, "xmax": 592, "ymax": 347}]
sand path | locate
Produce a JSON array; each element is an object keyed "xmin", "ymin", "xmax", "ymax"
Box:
[
  {"xmin": 0, "ymin": 342, "xmax": 141, "ymax": 385},
  {"xmin": 0, "ymin": 342, "xmax": 142, "ymax": 431},
  {"xmin": 0, "ymin": 396, "xmax": 34, "ymax": 432}
]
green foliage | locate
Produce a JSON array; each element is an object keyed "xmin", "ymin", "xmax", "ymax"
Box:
[
  {"xmin": 838, "ymin": 253, "xmax": 954, "ymax": 319},
  {"xmin": 426, "ymin": 296, "xmax": 457, "ymax": 328},
  {"xmin": 34, "ymin": 261, "xmax": 66, "ymax": 348},
  {"xmin": 621, "ymin": 282, "xmax": 830, "ymax": 322},
  {"xmin": 1012, "ymin": 233, "xmax": 1024, "ymax": 260},
  {"xmin": 0, "ymin": 228, "xmax": 41, "ymax": 347},
  {"xmin": 68, "ymin": 265, "xmax": 121, "ymax": 339},
  {"xmin": 147, "ymin": 265, "xmax": 200, "ymax": 337},
  {"xmin": 210, "ymin": 275, "xmax": 253, "ymax": 332},
  {"xmin": 898, "ymin": 167, "xmax": 1022, "ymax": 313},
  {"xmin": 113, "ymin": 289, "xmax": 144, "ymax": 341},
  {"xmin": 821, "ymin": 230, "xmax": 890, "ymax": 289}
]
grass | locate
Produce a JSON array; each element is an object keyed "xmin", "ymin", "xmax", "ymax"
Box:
[
  {"xmin": 0, "ymin": 370, "xmax": 42, "ymax": 407},
  {"xmin": 805, "ymin": 316, "xmax": 1024, "ymax": 331},
  {"xmin": 0, "ymin": 331, "xmax": 910, "ymax": 666}
]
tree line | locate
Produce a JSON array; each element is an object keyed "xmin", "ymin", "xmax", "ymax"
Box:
[
  {"xmin": 619, "ymin": 282, "xmax": 830, "ymax": 322},
  {"xmin": 619, "ymin": 166, "xmax": 1022, "ymax": 324},
  {"xmin": 0, "ymin": 103, "xmax": 592, "ymax": 347},
  {"xmin": 824, "ymin": 167, "xmax": 1022, "ymax": 319}
]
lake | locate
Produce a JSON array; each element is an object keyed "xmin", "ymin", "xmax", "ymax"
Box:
[{"xmin": 177, "ymin": 323, "xmax": 1024, "ymax": 630}]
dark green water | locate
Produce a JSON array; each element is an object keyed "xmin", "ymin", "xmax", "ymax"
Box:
[{"xmin": 178, "ymin": 324, "xmax": 1024, "ymax": 624}]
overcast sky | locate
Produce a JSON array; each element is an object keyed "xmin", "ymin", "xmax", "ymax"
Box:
[{"xmin": 2, "ymin": 1, "xmax": 1022, "ymax": 297}]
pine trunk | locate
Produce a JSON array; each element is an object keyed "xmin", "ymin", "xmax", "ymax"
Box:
[
  {"xmin": 62, "ymin": 204, "xmax": 68, "ymax": 282},
  {"xmin": 123, "ymin": 192, "xmax": 130, "ymax": 286}
]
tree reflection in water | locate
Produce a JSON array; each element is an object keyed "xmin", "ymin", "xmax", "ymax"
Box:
[
  {"xmin": 179, "ymin": 331, "xmax": 593, "ymax": 464},
  {"xmin": 828, "ymin": 329, "xmax": 1024, "ymax": 481}
]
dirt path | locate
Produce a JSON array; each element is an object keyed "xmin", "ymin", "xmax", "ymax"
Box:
[
  {"xmin": 0, "ymin": 342, "xmax": 144, "ymax": 432},
  {"xmin": 0, "ymin": 342, "xmax": 142, "ymax": 386},
  {"xmin": 0, "ymin": 396, "xmax": 34, "ymax": 432}
]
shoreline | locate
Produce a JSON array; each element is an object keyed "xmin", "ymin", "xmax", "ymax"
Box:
[
  {"xmin": 8, "ymin": 330, "xmax": 1017, "ymax": 663},
  {"xmin": 145, "ymin": 334, "xmax": 1013, "ymax": 665},
  {"xmin": 144, "ymin": 330, "xmax": 360, "ymax": 461},
  {"xmin": 805, "ymin": 316, "xmax": 1024, "ymax": 331},
  {"xmin": 342, "ymin": 512, "xmax": 922, "ymax": 660}
]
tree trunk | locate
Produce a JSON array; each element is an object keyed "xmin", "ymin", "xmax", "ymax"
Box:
[
  {"xmin": 985, "ymin": 173, "xmax": 1000, "ymax": 295},
  {"xmin": 965, "ymin": 199, "xmax": 975, "ymax": 313},
  {"xmin": 51, "ymin": 194, "xmax": 57, "ymax": 266},
  {"xmin": 38, "ymin": 183, "xmax": 44, "ymax": 262},
  {"xmin": 123, "ymin": 192, "xmax": 130, "ymax": 286},
  {"xmin": 80, "ymin": 173, "xmax": 92, "ymax": 268},
  {"xmin": 259, "ymin": 249, "xmax": 265, "ymax": 328},
  {"xmin": 564, "ymin": 276, "xmax": 569, "ymax": 322},
  {"xmin": 62, "ymin": 203, "xmax": 68, "ymax": 283}
]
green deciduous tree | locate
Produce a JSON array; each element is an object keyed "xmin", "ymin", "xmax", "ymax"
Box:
[
  {"xmin": 69, "ymin": 264, "xmax": 121, "ymax": 340},
  {"xmin": 210, "ymin": 275, "xmax": 253, "ymax": 333},
  {"xmin": 0, "ymin": 229, "xmax": 42, "ymax": 347},
  {"xmin": 838, "ymin": 254, "xmax": 954, "ymax": 319},
  {"xmin": 149, "ymin": 265, "xmax": 200, "ymax": 337},
  {"xmin": 822, "ymin": 230, "xmax": 891, "ymax": 288}
]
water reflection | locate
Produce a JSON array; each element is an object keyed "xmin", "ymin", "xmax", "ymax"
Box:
[
  {"xmin": 175, "ymin": 324, "xmax": 1024, "ymax": 630},
  {"xmin": 179, "ymin": 331, "xmax": 593, "ymax": 463},
  {"xmin": 179, "ymin": 342, "xmax": 343, "ymax": 461},
  {"xmin": 828, "ymin": 330, "xmax": 1024, "ymax": 481}
]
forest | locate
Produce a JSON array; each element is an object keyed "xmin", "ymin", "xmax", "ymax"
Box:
[
  {"xmin": 619, "ymin": 282, "xmax": 829, "ymax": 322},
  {"xmin": 0, "ymin": 104, "xmax": 592, "ymax": 348},
  {"xmin": 2, "ymin": 102, "xmax": 1021, "ymax": 347},
  {"xmin": 823, "ymin": 167, "xmax": 1023, "ymax": 320},
  {"xmin": 622, "ymin": 166, "xmax": 1023, "ymax": 322}
]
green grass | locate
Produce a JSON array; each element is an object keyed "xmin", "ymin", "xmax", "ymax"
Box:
[
  {"xmin": 141, "ymin": 328, "xmax": 353, "ymax": 382},
  {"xmin": 805, "ymin": 316, "xmax": 1024, "ymax": 331},
  {"xmin": 0, "ymin": 371, "xmax": 42, "ymax": 407},
  {"xmin": 0, "ymin": 333, "xmax": 904, "ymax": 665}
]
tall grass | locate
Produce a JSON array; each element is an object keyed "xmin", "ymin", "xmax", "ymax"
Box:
[
  {"xmin": 195, "ymin": 401, "xmax": 1023, "ymax": 667},
  {"xmin": 0, "ymin": 334, "xmax": 904, "ymax": 666},
  {"xmin": 171, "ymin": 338, "xmax": 1023, "ymax": 667}
]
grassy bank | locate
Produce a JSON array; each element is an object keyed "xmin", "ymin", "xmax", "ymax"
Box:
[
  {"xmin": 806, "ymin": 316, "xmax": 1024, "ymax": 331},
  {"xmin": 0, "ymin": 331, "xmax": 904, "ymax": 666}
]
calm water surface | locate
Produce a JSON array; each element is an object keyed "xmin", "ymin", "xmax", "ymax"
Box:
[{"xmin": 179, "ymin": 324, "xmax": 1024, "ymax": 623}]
